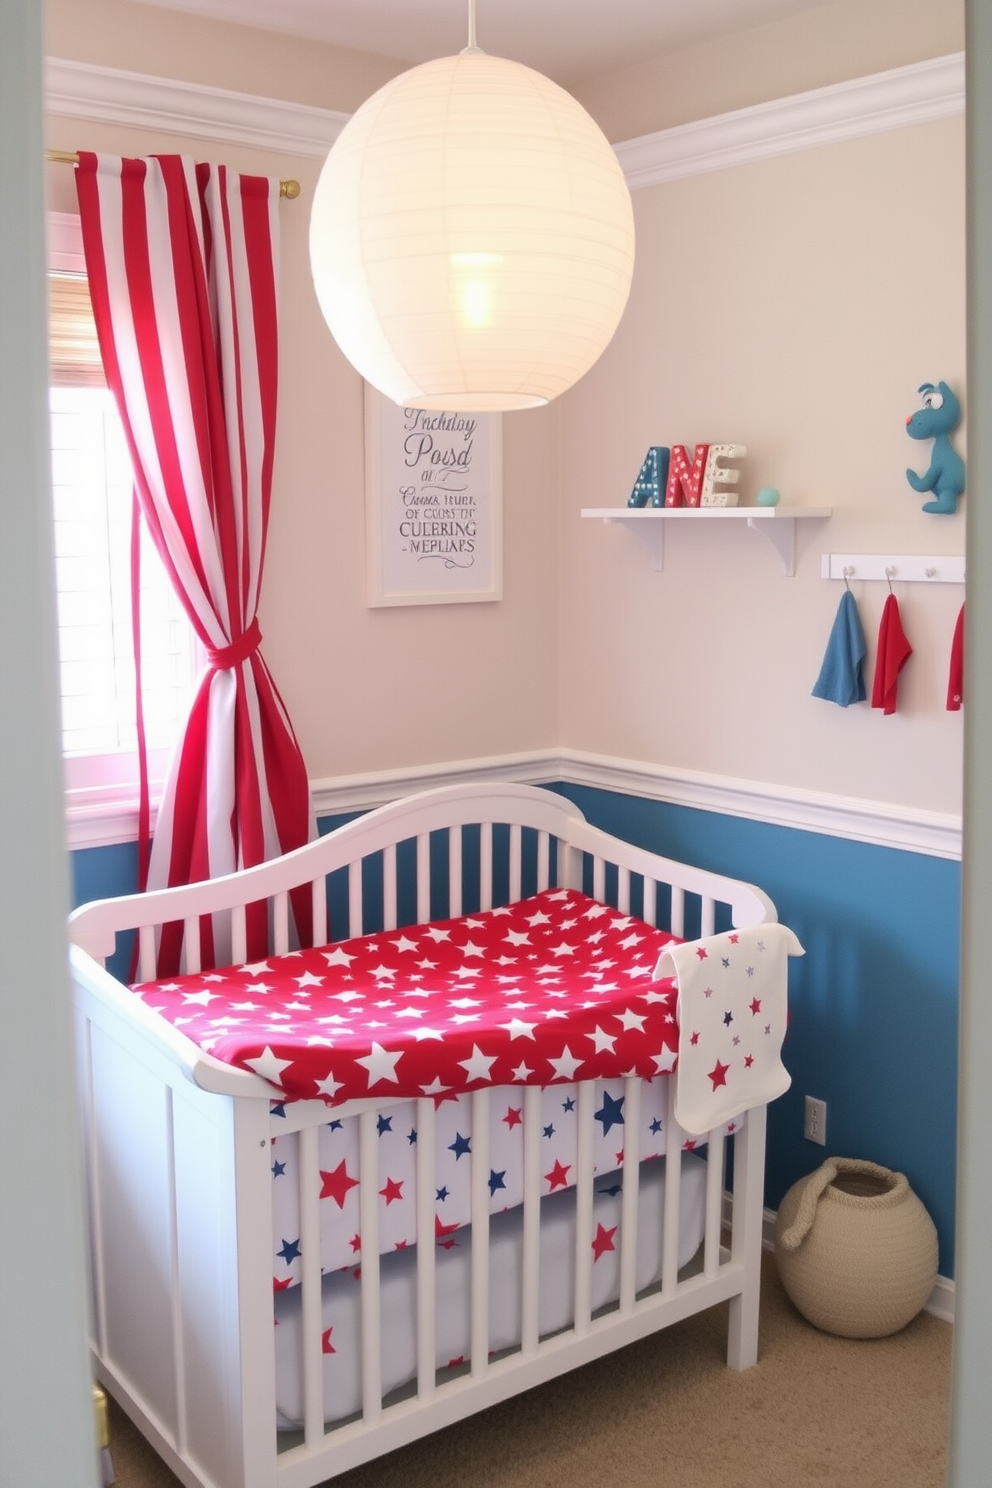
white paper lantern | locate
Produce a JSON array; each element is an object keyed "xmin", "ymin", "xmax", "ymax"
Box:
[{"xmin": 309, "ymin": 48, "xmax": 635, "ymax": 411}]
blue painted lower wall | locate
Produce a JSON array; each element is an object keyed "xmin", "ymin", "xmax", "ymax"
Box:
[
  {"xmin": 549, "ymin": 783, "xmax": 961, "ymax": 1278},
  {"xmin": 69, "ymin": 782, "xmax": 961, "ymax": 1275}
]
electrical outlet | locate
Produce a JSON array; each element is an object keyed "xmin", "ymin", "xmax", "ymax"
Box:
[{"xmin": 804, "ymin": 1095, "xmax": 827, "ymax": 1145}]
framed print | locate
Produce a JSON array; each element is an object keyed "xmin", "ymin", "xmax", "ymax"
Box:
[{"xmin": 365, "ymin": 386, "xmax": 503, "ymax": 606}]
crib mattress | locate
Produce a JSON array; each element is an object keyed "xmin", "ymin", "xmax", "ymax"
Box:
[
  {"xmin": 273, "ymin": 1150, "xmax": 708, "ymax": 1431},
  {"xmin": 133, "ymin": 888, "xmax": 683, "ymax": 1105}
]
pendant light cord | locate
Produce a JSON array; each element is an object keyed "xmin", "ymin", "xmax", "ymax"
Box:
[{"xmin": 462, "ymin": 0, "xmax": 481, "ymax": 54}]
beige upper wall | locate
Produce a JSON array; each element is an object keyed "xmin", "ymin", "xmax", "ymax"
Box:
[
  {"xmin": 45, "ymin": 0, "xmax": 404, "ymax": 112},
  {"xmin": 558, "ymin": 113, "xmax": 965, "ymax": 815},
  {"xmin": 574, "ymin": 0, "xmax": 964, "ymax": 141},
  {"xmin": 43, "ymin": 0, "xmax": 563, "ymax": 785},
  {"xmin": 43, "ymin": 0, "xmax": 966, "ymax": 815}
]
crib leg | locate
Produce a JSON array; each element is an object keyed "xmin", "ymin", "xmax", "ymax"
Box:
[{"xmin": 726, "ymin": 1104, "xmax": 767, "ymax": 1370}]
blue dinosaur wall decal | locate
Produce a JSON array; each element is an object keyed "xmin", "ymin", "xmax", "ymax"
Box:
[{"xmin": 905, "ymin": 381, "xmax": 966, "ymax": 515}]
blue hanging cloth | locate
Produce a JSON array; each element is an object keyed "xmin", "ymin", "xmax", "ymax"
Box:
[{"xmin": 812, "ymin": 589, "xmax": 867, "ymax": 706}]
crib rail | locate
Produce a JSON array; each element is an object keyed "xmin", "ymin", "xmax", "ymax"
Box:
[{"xmin": 70, "ymin": 782, "xmax": 773, "ymax": 990}]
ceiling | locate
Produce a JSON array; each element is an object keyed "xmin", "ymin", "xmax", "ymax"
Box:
[{"xmin": 129, "ymin": 0, "xmax": 832, "ymax": 83}]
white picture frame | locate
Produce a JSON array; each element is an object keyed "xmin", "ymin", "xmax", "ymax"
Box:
[{"xmin": 364, "ymin": 386, "xmax": 503, "ymax": 606}]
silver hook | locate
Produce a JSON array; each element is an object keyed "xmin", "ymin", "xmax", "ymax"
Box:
[
  {"xmin": 842, "ymin": 565, "xmax": 854, "ymax": 591},
  {"xmin": 885, "ymin": 565, "xmax": 896, "ymax": 594}
]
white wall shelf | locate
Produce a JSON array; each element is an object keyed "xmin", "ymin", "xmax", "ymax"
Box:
[{"xmin": 581, "ymin": 506, "xmax": 832, "ymax": 575}]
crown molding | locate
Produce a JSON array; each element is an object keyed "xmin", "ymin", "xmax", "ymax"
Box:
[
  {"xmin": 45, "ymin": 51, "xmax": 963, "ymax": 182},
  {"xmin": 615, "ymin": 51, "xmax": 964, "ymax": 189},
  {"xmin": 45, "ymin": 56, "xmax": 347, "ymax": 159}
]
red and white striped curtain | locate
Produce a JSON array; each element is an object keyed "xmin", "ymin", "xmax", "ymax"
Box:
[{"xmin": 75, "ymin": 152, "xmax": 313, "ymax": 969}]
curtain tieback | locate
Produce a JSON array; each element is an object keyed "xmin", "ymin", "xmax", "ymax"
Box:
[{"xmin": 207, "ymin": 618, "xmax": 263, "ymax": 671}]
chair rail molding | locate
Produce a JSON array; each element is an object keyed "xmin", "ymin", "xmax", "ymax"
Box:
[{"xmin": 67, "ymin": 749, "xmax": 961, "ymax": 858}]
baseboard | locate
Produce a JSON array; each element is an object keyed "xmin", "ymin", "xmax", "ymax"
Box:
[{"xmin": 757, "ymin": 1206, "xmax": 954, "ymax": 1325}]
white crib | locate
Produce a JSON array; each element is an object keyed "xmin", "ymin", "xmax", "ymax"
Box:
[{"xmin": 69, "ymin": 781, "xmax": 779, "ymax": 1488}]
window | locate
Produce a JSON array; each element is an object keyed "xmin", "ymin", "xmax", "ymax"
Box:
[{"xmin": 48, "ymin": 213, "xmax": 197, "ymax": 839}]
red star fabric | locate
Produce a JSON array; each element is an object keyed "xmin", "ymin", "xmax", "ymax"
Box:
[{"xmin": 133, "ymin": 888, "xmax": 681, "ymax": 1105}]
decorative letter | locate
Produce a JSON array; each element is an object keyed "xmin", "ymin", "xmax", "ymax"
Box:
[
  {"xmin": 627, "ymin": 446, "xmax": 671, "ymax": 508},
  {"xmin": 700, "ymin": 444, "xmax": 747, "ymax": 507},
  {"xmin": 664, "ymin": 444, "xmax": 710, "ymax": 507}
]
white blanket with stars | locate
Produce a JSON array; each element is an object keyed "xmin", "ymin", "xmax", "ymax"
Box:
[{"xmin": 655, "ymin": 922, "xmax": 804, "ymax": 1138}]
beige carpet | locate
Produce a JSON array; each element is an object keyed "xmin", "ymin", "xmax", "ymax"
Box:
[{"xmin": 104, "ymin": 1253, "xmax": 951, "ymax": 1488}]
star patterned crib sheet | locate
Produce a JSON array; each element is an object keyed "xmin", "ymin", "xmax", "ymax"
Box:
[
  {"xmin": 132, "ymin": 888, "xmax": 685, "ymax": 1105},
  {"xmin": 133, "ymin": 886, "xmax": 694, "ymax": 1287}
]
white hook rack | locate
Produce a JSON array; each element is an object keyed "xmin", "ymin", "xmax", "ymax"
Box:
[{"xmin": 821, "ymin": 554, "xmax": 965, "ymax": 585}]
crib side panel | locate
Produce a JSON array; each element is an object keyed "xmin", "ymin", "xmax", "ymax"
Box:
[
  {"xmin": 273, "ymin": 1082, "xmax": 763, "ymax": 1484},
  {"xmin": 74, "ymin": 968, "xmax": 276, "ymax": 1488}
]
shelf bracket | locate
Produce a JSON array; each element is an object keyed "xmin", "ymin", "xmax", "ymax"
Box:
[
  {"xmin": 747, "ymin": 514, "xmax": 797, "ymax": 575},
  {"xmin": 600, "ymin": 514, "xmax": 666, "ymax": 570}
]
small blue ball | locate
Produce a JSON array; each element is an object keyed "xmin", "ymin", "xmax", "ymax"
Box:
[{"xmin": 756, "ymin": 486, "xmax": 781, "ymax": 507}]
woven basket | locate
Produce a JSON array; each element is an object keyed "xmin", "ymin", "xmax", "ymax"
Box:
[{"xmin": 774, "ymin": 1157, "xmax": 937, "ymax": 1338}]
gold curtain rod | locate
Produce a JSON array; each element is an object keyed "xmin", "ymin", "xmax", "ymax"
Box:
[{"xmin": 46, "ymin": 150, "xmax": 301, "ymax": 199}]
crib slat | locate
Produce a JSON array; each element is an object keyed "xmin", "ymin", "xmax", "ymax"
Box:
[
  {"xmin": 383, "ymin": 844, "xmax": 398, "ymax": 932},
  {"xmin": 536, "ymin": 831, "xmax": 550, "ymax": 892},
  {"xmin": 704, "ymin": 1125, "xmax": 726, "ymax": 1278},
  {"xmin": 415, "ymin": 1098, "xmax": 437, "ymax": 1402},
  {"xmin": 230, "ymin": 903, "xmax": 248, "ymax": 966},
  {"xmin": 560, "ymin": 840, "xmax": 582, "ymax": 891},
  {"xmin": 311, "ymin": 876, "xmax": 327, "ymax": 949},
  {"xmin": 299, "ymin": 1124, "xmax": 325, "ymax": 1447},
  {"xmin": 137, "ymin": 923, "xmax": 157, "ymax": 982},
  {"xmin": 592, "ymin": 855, "xmax": 606, "ymax": 905},
  {"xmin": 479, "ymin": 823, "xmax": 493, "ymax": 911},
  {"xmin": 701, "ymin": 895, "xmax": 716, "ymax": 939},
  {"xmin": 164, "ymin": 1087, "xmax": 188, "ymax": 1458},
  {"xmin": 619, "ymin": 1076, "xmax": 641, "ymax": 1313},
  {"xmin": 574, "ymin": 1081, "xmax": 596, "ymax": 1335},
  {"xmin": 642, "ymin": 878, "xmax": 658, "ymax": 928},
  {"xmin": 521, "ymin": 1086, "xmax": 542, "ymax": 1356},
  {"xmin": 273, "ymin": 891, "xmax": 290, "ymax": 955},
  {"xmin": 670, "ymin": 885, "xmax": 685, "ymax": 940},
  {"xmin": 348, "ymin": 860, "xmax": 363, "ymax": 939},
  {"xmin": 661, "ymin": 1077, "xmax": 683, "ymax": 1295},
  {"xmin": 416, "ymin": 833, "xmax": 431, "ymax": 925},
  {"xmin": 183, "ymin": 917, "xmax": 201, "ymax": 975},
  {"xmin": 470, "ymin": 1087, "xmax": 491, "ymax": 1378},
  {"xmin": 617, "ymin": 866, "xmax": 631, "ymax": 916},
  {"xmin": 448, "ymin": 826, "xmax": 463, "ymax": 917},
  {"xmin": 508, "ymin": 823, "xmax": 522, "ymax": 904},
  {"xmin": 359, "ymin": 1110, "xmax": 382, "ymax": 1423}
]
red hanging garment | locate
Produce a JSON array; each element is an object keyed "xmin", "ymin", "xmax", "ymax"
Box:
[
  {"xmin": 871, "ymin": 593, "xmax": 913, "ymax": 715},
  {"xmin": 947, "ymin": 603, "xmax": 965, "ymax": 710}
]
